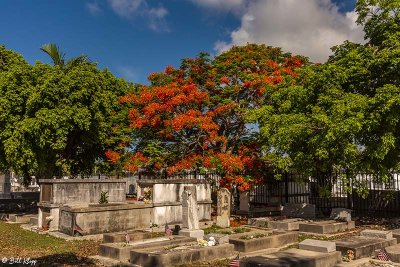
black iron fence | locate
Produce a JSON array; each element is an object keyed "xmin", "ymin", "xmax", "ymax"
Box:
[
  {"xmin": 86, "ymin": 168, "xmax": 400, "ymax": 217},
  {"xmin": 250, "ymin": 171, "xmax": 400, "ymax": 217},
  {"xmin": 138, "ymin": 169, "xmax": 221, "ymax": 192}
]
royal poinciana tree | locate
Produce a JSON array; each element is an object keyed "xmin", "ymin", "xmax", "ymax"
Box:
[{"xmin": 107, "ymin": 44, "xmax": 306, "ymax": 190}]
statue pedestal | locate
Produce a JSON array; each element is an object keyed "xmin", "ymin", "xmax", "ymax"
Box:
[{"xmin": 179, "ymin": 229, "xmax": 204, "ymax": 241}]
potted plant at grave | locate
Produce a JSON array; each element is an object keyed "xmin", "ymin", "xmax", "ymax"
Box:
[
  {"xmin": 143, "ymin": 187, "xmax": 152, "ymax": 203},
  {"xmin": 99, "ymin": 191, "xmax": 109, "ymax": 204}
]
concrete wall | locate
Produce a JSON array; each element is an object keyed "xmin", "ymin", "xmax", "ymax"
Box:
[
  {"xmin": 137, "ymin": 180, "xmax": 212, "ymax": 225},
  {"xmin": 152, "ymin": 202, "xmax": 211, "ymax": 225},
  {"xmin": 39, "ymin": 179, "xmax": 126, "ymax": 205},
  {"xmin": 137, "ymin": 179, "xmax": 211, "ymax": 204},
  {"xmin": 58, "ymin": 203, "xmax": 152, "ymax": 235}
]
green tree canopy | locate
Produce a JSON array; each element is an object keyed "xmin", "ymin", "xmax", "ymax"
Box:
[
  {"xmin": 253, "ymin": 0, "xmax": 400, "ymax": 182},
  {"xmin": 0, "ymin": 45, "xmax": 131, "ymax": 181}
]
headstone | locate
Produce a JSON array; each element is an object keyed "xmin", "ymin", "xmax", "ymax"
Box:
[
  {"xmin": 282, "ymin": 203, "xmax": 315, "ymax": 218},
  {"xmin": 360, "ymin": 229, "xmax": 393, "ymax": 240},
  {"xmin": 330, "ymin": 208, "xmax": 352, "ymax": 222},
  {"xmin": 239, "ymin": 191, "xmax": 250, "ymax": 212},
  {"xmin": 179, "ymin": 186, "xmax": 204, "ymax": 240},
  {"xmin": 299, "ymin": 239, "xmax": 336, "ymax": 253},
  {"xmin": 181, "ymin": 186, "xmax": 199, "ymax": 230},
  {"xmin": 216, "ymin": 188, "xmax": 231, "ymax": 228}
]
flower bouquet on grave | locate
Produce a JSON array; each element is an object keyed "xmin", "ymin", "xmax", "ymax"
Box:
[{"xmin": 342, "ymin": 250, "xmax": 354, "ymax": 262}]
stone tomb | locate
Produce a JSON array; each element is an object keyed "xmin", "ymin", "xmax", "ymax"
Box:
[
  {"xmin": 248, "ymin": 217, "xmax": 306, "ymax": 231},
  {"xmin": 382, "ymin": 243, "xmax": 400, "ymax": 263},
  {"xmin": 299, "ymin": 220, "xmax": 355, "ymax": 234},
  {"xmin": 103, "ymin": 230, "xmax": 163, "ymax": 243},
  {"xmin": 38, "ymin": 179, "xmax": 126, "ymax": 231},
  {"xmin": 299, "ymin": 239, "xmax": 336, "ymax": 253},
  {"xmin": 129, "ymin": 243, "xmax": 235, "ymax": 267},
  {"xmin": 228, "ymin": 229, "xmax": 298, "ymax": 252},
  {"xmin": 393, "ymin": 228, "xmax": 400, "ymax": 243},
  {"xmin": 216, "ymin": 188, "xmax": 230, "ymax": 228},
  {"xmin": 100, "ymin": 236, "xmax": 196, "ymax": 262},
  {"xmin": 240, "ymin": 248, "xmax": 341, "ymax": 267},
  {"xmin": 178, "ymin": 186, "xmax": 204, "ymax": 240},
  {"xmin": 335, "ymin": 230, "xmax": 397, "ymax": 259},
  {"xmin": 241, "ymin": 238, "xmax": 341, "ymax": 267}
]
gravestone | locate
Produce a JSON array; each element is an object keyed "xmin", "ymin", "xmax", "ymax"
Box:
[
  {"xmin": 179, "ymin": 186, "xmax": 204, "ymax": 240},
  {"xmin": 216, "ymin": 188, "xmax": 230, "ymax": 228},
  {"xmin": 239, "ymin": 191, "xmax": 250, "ymax": 212},
  {"xmin": 282, "ymin": 203, "xmax": 315, "ymax": 218},
  {"xmin": 330, "ymin": 208, "xmax": 351, "ymax": 222},
  {"xmin": 182, "ymin": 186, "xmax": 199, "ymax": 230}
]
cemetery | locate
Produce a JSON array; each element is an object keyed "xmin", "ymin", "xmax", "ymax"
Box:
[
  {"xmin": 5, "ymin": 175, "xmax": 400, "ymax": 266},
  {"xmin": 1, "ymin": 1, "xmax": 399, "ymax": 266}
]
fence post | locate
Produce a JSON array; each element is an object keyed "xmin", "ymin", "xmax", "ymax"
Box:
[
  {"xmin": 284, "ymin": 172, "xmax": 289, "ymax": 204},
  {"xmin": 346, "ymin": 170, "xmax": 353, "ymax": 210}
]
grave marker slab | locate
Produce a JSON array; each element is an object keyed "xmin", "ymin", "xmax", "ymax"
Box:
[
  {"xmin": 240, "ymin": 248, "xmax": 341, "ymax": 267},
  {"xmin": 299, "ymin": 239, "xmax": 336, "ymax": 253},
  {"xmin": 360, "ymin": 229, "xmax": 393, "ymax": 240},
  {"xmin": 216, "ymin": 188, "xmax": 230, "ymax": 228},
  {"xmin": 336, "ymin": 236, "xmax": 397, "ymax": 259},
  {"xmin": 299, "ymin": 220, "xmax": 355, "ymax": 234}
]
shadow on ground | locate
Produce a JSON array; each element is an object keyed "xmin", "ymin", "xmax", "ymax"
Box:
[{"xmin": 33, "ymin": 253, "xmax": 97, "ymax": 266}]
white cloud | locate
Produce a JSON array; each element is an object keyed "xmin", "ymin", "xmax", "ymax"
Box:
[
  {"xmin": 107, "ymin": 0, "xmax": 143, "ymax": 18},
  {"xmin": 107, "ymin": 0, "xmax": 168, "ymax": 31},
  {"xmin": 86, "ymin": 2, "xmax": 102, "ymax": 15},
  {"xmin": 148, "ymin": 6, "xmax": 169, "ymax": 31},
  {"xmin": 213, "ymin": 0, "xmax": 365, "ymax": 63},
  {"xmin": 190, "ymin": 0, "xmax": 245, "ymax": 10}
]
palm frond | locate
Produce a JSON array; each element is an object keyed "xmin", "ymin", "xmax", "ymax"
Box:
[
  {"xmin": 40, "ymin": 43, "xmax": 66, "ymax": 67},
  {"xmin": 66, "ymin": 54, "xmax": 92, "ymax": 68}
]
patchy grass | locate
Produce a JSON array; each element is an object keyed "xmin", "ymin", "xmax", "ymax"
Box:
[
  {"xmin": 203, "ymin": 224, "xmax": 223, "ymax": 235},
  {"xmin": 0, "ymin": 221, "xmax": 100, "ymax": 266}
]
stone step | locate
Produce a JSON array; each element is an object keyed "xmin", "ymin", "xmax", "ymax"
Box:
[
  {"xmin": 239, "ymin": 248, "xmax": 341, "ymax": 267},
  {"xmin": 335, "ymin": 236, "xmax": 397, "ymax": 260}
]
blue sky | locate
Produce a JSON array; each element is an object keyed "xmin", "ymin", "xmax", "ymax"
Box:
[{"xmin": 1, "ymin": 0, "xmax": 362, "ymax": 84}]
